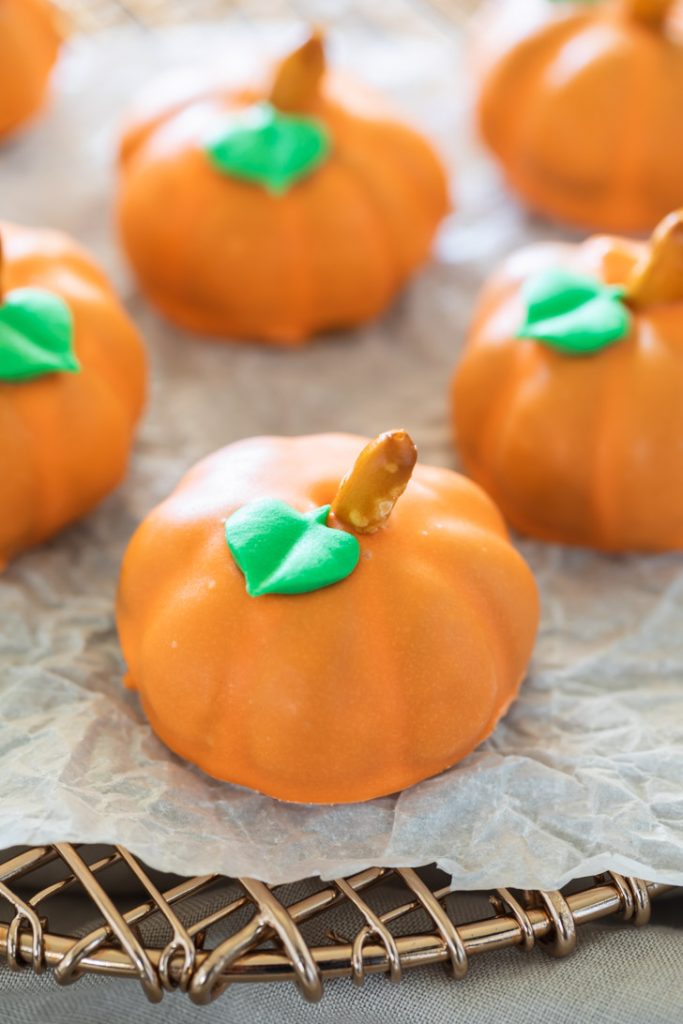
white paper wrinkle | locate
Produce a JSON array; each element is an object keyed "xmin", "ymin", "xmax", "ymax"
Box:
[{"xmin": 0, "ymin": 20, "xmax": 681, "ymax": 889}]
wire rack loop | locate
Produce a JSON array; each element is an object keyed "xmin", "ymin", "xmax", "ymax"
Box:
[
  {"xmin": 0, "ymin": 884, "xmax": 45, "ymax": 975},
  {"xmin": 0, "ymin": 845, "xmax": 676, "ymax": 1005},
  {"xmin": 396, "ymin": 868, "xmax": 469, "ymax": 978},
  {"xmin": 531, "ymin": 890, "xmax": 577, "ymax": 958},
  {"xmin": 189, "ymin": 877, "xmax": 323, "ymax": 1004},
  {"xmin": 626, "ymin": 877, "xmax": 652, "ymax": 927},
  {"xmin": 334, "ymin": 877, "xmax": 402, "ymax": 985},
  {"xmin": 491, "ymin": 888, "xmax": 535, "ymax": 953},
  {"xmin": 52, "ymin": 844, "xmax": 163, "ymax": 1002}
]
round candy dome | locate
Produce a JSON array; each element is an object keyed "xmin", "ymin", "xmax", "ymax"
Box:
[
  {"xmin": 117, "ymin": 32, "xmax": 450, "ymax": 344},
  {"xmin": 452, "ymin": 210, "xmax": 683, "ymax": 551},
  {"xmin": 0, "ymin": 0, "xmax": 61, "ymax": 139},
  {"xmin": 475, "ymin": 0, "xmax": 683, "ymax": 231},
  {"xmin": 117, "ymin": 430, "xmax": 539, "ymax": 804},
  {"xmin": 0, "ymin": 222, "xmax": 147, "ymax": 566}
]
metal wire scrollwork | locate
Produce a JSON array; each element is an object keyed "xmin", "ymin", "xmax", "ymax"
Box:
[{"xmin": 0, "ymin": 845, "xmax": 675, "ymax": 1005}]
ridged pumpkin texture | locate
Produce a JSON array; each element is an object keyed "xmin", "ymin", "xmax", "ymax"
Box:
[
  {"xmin": 0, "ymin": 0, "xmax": 61, "ymax": 139},
  {"xmin": 451, "ymin": 210, "xmax": 683, "ymax": 552},
  {"xmin": 475, "ymin": 0, "xmax": 683, "ymax": 231},
  {"xmin": 116, "ymin": 432, "xmax": 539, "ymax": 804},
  {"xmin": 0, "ymin": 222, "xmax": 147, "ymax": 567},
  {"xmin": 116, "ymin": 32, "xmax": 450, "ymax": 344}
]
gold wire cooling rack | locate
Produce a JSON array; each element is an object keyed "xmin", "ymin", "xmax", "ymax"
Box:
[
  {"xmin": 2, "ymin": 0, "xmax": 678, "ymax": 1005},
  {"xmin": 0, "ymin": 845, "xmax": 674, "ymax": 1004}
]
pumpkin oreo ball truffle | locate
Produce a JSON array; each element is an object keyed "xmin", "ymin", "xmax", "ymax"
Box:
[
  {"xmin": 116, "ymin": 32, "xmax": 449, "ymax": 343},
  {"xmin": 475, "ymin": 0, "xmax": 683, "ymax": 231},
  {"xmin": 117, "ymin": 430, "xmax": 539, "ymax": 804},
  {"xmin": 0, "ymin": 0, "xmax": 61, "ymax": 139},
  {"xmin": 0, "ymin": 223, "xmax": 146, "ymax": 567},
  {"xmin": 452, "ymin": 209, "xmax": 683, "ymax": 552}
]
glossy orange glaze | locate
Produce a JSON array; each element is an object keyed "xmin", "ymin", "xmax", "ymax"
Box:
[
  {"xmin": 117, "ymin": 434, "xmax": 539, "ymax": 804},
  {"xmin": 0, "ymin": 222, "xmax": 147, "ymax": 567},
  {"xmin": 452, "ymin": 230, "xmax": 683, "ymax": 551},
  {"xmin": 0, "ymin": 0, "xmax": 60, "ymax": 139},
  {"xmin": 116, "ymin": 39, "xmax": 450, "ymax": 344},
  {"xmin": 475, "ymin": 0, "xmax": 683, "ymax": 231}
]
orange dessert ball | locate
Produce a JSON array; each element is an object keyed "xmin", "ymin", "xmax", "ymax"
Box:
[
  {"xmin": 475, "ymin": 0, "xmax": 683, "ymax": 231},
  {"xmin": 452, "ymin": 209, "xmax": 683, "ymax": 551},
  {"xmin": 117, "ymin": 430, "xmax": 539, "ymax": 804},
  {"xmin": 0, "ymin": 222, "xmax": 147, "ymax": 567},
  {"xmin": 0, "ymin": 0, "xmax": 61, "ymax": 139},
  {"xmin": 117, "ymin": 32, "xmax": 449, "ymax": 344}
]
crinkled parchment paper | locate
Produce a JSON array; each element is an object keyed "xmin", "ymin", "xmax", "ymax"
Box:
[{"xmin": 1, "ymin": 15, "xmax": 682, "ymax": 889}]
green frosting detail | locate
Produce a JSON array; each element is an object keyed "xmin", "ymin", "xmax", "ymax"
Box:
[
  {"xmin": 517, "ymin": 268, "xmax": 632, "ymax": 356},
  {"xmin": 205, "ymin": 102, "xmax": 331, "ymax": 195},
  {"xmin": 226, "ymin": 498, "xmax": 360, "ymax": 597},
  {"xmin": 0, "ymin": 288, "xmax": 79, "ymax": 382}
]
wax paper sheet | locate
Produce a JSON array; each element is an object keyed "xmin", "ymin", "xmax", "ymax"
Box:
[{"xmin": 1, "ymin": 13, "xmax": 682, "ymax": 889}]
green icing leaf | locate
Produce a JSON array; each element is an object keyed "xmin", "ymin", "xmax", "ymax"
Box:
[
  {"xmin": 0, "ymin": 288, "xmax": 79, "ymax": 382},
  {"xmin": 225, "ymin": 498, "xmax": 360, "ymax": 597},
  {"xmin": 205, "ymin": 101, "xmax": 331, "ymax": 195},
  {"xmin": 517, "ymin": 268, "xmax": 632, "ymax": 356}
]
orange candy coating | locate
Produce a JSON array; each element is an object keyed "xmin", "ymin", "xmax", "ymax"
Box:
[
  {"xmin": 0, "ymin": 222, "xmax": 147, "ymax": 567},
  {"xmin": 0, "ymin": 0, "xmax": 60, "ymax": 139},
  {"xmin": 475, "ymin": 0, "xmax": 683, "ymax": 231},
  {"xmin": 451, "ymin": 218, "xmax": 683, "ymax": 552},
  {"xmin": 117, "ymin": 433, "xmax": 539, "ymax": 804},
  {"xmin": 116, "ymin": 36, "xmax": 449, "ymax": 344}
]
